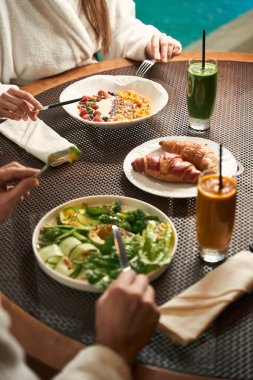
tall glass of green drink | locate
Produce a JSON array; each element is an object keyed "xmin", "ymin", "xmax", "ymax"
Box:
[{"xmin": 187, "ymin": 57, "xmax": 217, "ymax": 131}]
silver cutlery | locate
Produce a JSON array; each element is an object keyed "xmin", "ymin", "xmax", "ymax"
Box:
[
  {"xmin": 136, "ymin": 59, "xmax": 156, "ymax": 77},
  {"xmin": 112, "ymin": 225, "xmax": 131, "ymax": 272},
  {"xmin": 34, "ymin": 97, "xmax": 83, "ymax": 112}
]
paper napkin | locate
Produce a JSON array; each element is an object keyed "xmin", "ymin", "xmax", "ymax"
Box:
[
  {"xmin": 0, "ymin": 118, "xmax": 78, "ymax": 165},
  {"xmin": 158, "ymin": 251, "xmax": 253, "ymax": 346},
  {"xmin": 0, "ymin": 84, "xmax": 19, "ymax": 96}
]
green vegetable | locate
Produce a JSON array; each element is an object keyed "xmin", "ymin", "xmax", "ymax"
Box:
[
  {"xmin": 39, "ymin": 228, "xmax": 63, "ymax": 243},
  {"xmin": 83, "ymin": 251, "xmax": 120, "ymax": 290},
  {"xmin": 69, "ymin": 265, "xmax": 82, "ymax": 278},
  {"xmin": 100, "ymin": 235, "xmax": 114, "ymax": 255},
  {"xmin": 38, "ymin": 201, "xmax": 175, "ymax": 290},
  {"xmin": 85, "ymin": 204, "xmax": 111, "ymax": 217},
  {"xmin": 73, "ymin": 231, "xmax": 88, "ymax": 242},
  {"xmin": 98, "ymin": 214, "xmax": 119, "ymax": 224},
  {"xmin": 111, "ymin": 201, "xmax": 121, "ymax": 213}
]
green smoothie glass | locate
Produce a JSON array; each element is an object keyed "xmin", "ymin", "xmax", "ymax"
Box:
[{"xmin": 187, "ymin": 57, "xmax": 217, "ymax": 131}]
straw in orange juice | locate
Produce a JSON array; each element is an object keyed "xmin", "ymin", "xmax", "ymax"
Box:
[{"xmin": 196, "ymin": 173, "xmax": 236, "ymax": 262}]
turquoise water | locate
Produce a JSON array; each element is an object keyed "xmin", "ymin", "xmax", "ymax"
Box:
[{"xmin": 135, "ymin": 0, "xmax": 253, "ymax": 47}]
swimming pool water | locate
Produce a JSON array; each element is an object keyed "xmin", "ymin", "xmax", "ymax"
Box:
[{"xmin": 135, "ymin": 0, "xmax": 253, "ymax": 48}]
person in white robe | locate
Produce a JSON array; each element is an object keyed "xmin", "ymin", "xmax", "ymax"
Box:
[
  {"xmin": 0, "ymin": 0, "xmax": 181, "ymax": 120},
  {"xmin": 0, "ymin": 161, "xmax": 160, "ymax": 380}
]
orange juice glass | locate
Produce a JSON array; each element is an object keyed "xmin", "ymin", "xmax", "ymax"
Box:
[{"xmin": 196, "ymin": 170, "xmax": 237, "ymax": 263}]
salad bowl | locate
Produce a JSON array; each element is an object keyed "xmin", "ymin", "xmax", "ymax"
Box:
[{"xmin": 33, "ymin": 195, "xmax": 177, "ymax": 292}]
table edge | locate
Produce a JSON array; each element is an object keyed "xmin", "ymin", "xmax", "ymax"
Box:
[
  {"xmin": 21, "ymin": 53, "xmax": 253, "ymax": 96},
  {"xmin": 1, "ymin": 293, "xmax": 231, "ymax": 380}
]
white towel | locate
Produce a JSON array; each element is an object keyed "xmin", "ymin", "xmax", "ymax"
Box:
[{"xmin": 0, "ymin": 118, "xmax": 78, "ymax": 165}]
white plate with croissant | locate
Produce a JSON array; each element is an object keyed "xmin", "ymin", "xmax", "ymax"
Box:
[{"xmin": 123, "ymin": 136, "xmax": 238, "ymax": 198}]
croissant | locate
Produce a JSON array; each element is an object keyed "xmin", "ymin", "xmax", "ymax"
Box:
[
  {"xmin": 159, "ymin": 140, "xmax": 218, "ymax": 172},
  {"xmin": 131, "ymin": 152, "xmax": 200, "ymax": 183}
]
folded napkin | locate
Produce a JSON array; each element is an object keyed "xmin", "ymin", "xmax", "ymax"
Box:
[
  {"xmin": 158, "ymin": 251, "xmax": 253, "ymax": 346},
  {"xmin": 0, "ymin": 118, "xmax": 78, "ymax": 164}
]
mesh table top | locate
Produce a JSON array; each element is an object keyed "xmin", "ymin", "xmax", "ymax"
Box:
[{"xmin": 1, "ymin": 61, "xmax": 253, "ymax": 379}]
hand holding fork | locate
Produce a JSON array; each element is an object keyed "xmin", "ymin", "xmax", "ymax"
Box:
[{"xmin": 136, "ymin": 33, "xmax": 182, "ymax": 77}]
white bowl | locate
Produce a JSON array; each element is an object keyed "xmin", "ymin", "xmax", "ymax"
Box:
[
  {"xmin": 59, "ymin": 75, "xmax": 168, "ymax": 129},
  {"xmin": 33, "ymin": 195, "xmax": 177, "ymax": 292}
]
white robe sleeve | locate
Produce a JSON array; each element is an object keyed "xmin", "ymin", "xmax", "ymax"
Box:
[
  {"xmin": 54, "ymin": 345, "xmax": 132, "ymax": 380},
  {"xmin": 0, "ymin": 306, "xmax": 38, "ymax": 380},
  {"xmin": 104, "ymin": 0, "xmax": 160, "ymax": 61},
  {"xmin": 0, "ymin": 306, "xmax": 132, "ymax": 380}
]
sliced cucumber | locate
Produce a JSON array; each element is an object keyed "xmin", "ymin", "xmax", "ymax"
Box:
[
  {"xmin": 39, "ymin": 244, "xmax": 63, "ymax": 262},
  {"xmin": 59, "ymin": 237, "xmax": 81, "ymax": 256},
  {"xmin": 69, "ymin": 243, "xmax": 99, "ymax": 261},
  {"xmin": 47, "ymin": 255, "xmax": 62, "ymax": 265},
  {"xmin": 46, "ymin": 263, "xmax": 56, "ymax": 270},
  {"xmin": 55, "ymin": 256, "xmax": 75, "ymax": 277}
]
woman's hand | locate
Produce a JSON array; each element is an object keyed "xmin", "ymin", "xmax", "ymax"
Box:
[
  {"xmin": 0, "ymin": 88, "xmax": 42, "ymax": 121},
  {"xmin": 145, "ymin": 33, "xmax": 182, "ymax": 63},
  {"xmin": 0, "ymin": 162, "xmax": 40, "ymax": 223},
  {"xmin": 96, "ymin": 270, "xmax": 160, "ymax": 367}
]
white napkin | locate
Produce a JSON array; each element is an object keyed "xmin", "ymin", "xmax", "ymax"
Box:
[
  {"xmin": 0, "ymin": 84, "xmax": 19, "ymax": 96},
  {"xmin": 0, "ymin": 118, "xmax": 77, "ymax": 164},
  {"xmin": 158, "ymin": 251, "xmax": 253, "ymax": 346}
]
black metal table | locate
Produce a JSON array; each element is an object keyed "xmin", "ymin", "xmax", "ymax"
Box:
[{"xmin": 0, "ymin": 59, "xmax": 253, "ymax": 379}]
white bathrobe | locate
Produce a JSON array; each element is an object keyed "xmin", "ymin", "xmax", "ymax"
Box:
[
  {"xmin": 0, "ymin": 0, "xmax": 160, "ymax": 86},
  {"xmin": 0, "ymin": 305, "xmax": 132, "ymax": 380}
]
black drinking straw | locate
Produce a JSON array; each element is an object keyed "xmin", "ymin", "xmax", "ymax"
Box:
[
  {"xmin": 202, "ymin": 29, "xmax": 206, "ymax": 70},
  {"xmin": 219, "ymin": 143, "xmax": 223, "ymax": 190}
]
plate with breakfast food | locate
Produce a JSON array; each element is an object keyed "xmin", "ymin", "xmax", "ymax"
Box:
[
  {"xmin": 33, "ymin": 195, "xmax": 177, "ymax": 292},
  {"xmin": 59, "ymin": 75, "xmax": 168, "ymax": 129},
  {"xmin": 123, "ymin": 136, "xmax": 238, "ymax": 198}
]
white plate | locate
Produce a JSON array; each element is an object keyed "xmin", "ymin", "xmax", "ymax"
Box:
[
  {"xmin": 59, "ymin": 75, "xmax": 168, "ymax": 129},
  {"xmin": 123, "ymin": 136, "xmax": 238, "ymax": 198},
  {"xmin": 33, "ymin": 195, "xmax": 177, "ymax": 292}
]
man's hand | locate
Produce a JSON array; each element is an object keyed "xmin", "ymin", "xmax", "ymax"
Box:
[
  {"xmin": 96, "ymin": 270, "xmax": 160, "ymax": 367},
  {"xmin": 0, "ymin": 162, "xmax": 40, "ymax": 223},
  {"xmin": 145, "ymin": 33, "xmax": 182, "ymax": 63},
  {"xmin": 0, "ymin": 88, "xmax": 42, "ymax": 121}
]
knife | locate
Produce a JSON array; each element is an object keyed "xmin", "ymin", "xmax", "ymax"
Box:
[{"xmin": 112, "ymin": 225, "xmax": 131, "ymax": 272}]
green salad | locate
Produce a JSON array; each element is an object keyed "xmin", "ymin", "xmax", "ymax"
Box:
[{"xmin": 38, "ymin": 201, "xmax": 175, "ymax": 290}]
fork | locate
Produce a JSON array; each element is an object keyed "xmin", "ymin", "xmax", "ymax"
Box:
[
  {"xmin": 33, "ymin": 97, "xmax": 83, "ymax": 112},
  {"xmin": 136, "ymin": 59, "xmax": 156, "ymax": 77}
]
